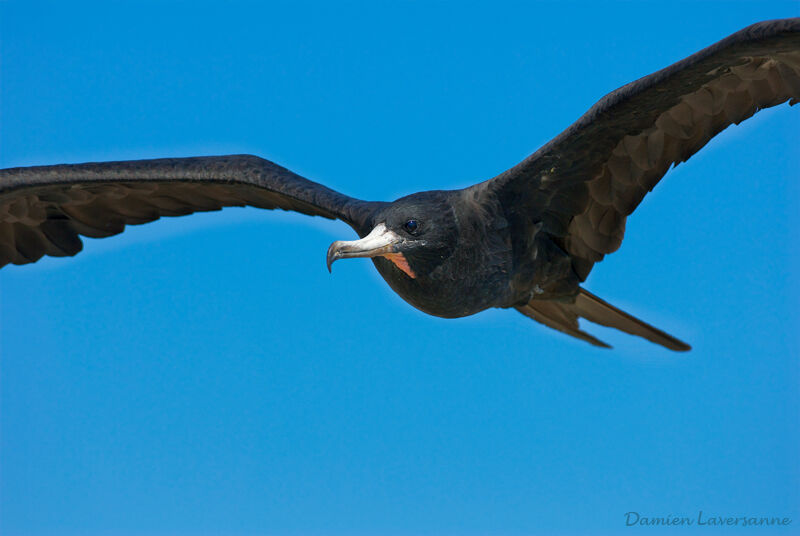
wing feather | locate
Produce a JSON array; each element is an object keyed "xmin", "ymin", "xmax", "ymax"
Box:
[
  {"xmin": 483, "ymin": 18, "xmax": 800, "ymax": 281},
  {"xmin": 0, "ymin": 154, "xmax": 379, "ymax": 268}
]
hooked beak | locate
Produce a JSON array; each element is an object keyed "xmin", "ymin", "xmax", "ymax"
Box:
[{"xmin": 326, "ymin": 223, "xmax": 402, "ymax": 272}]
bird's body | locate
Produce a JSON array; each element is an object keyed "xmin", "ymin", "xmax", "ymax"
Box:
[
  {"xmin": 2, "ymin": 18, "xmax": 798, "ymax": 350},
  {"xmin": 367, "ymin": 187, "xmax": 582, "ymax": 318},
  {"xmin": 368, "ymin": 189, "xmax": 516, "ymax": 319}
]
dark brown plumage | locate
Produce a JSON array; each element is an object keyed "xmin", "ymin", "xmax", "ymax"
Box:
[{"xmin": 1, "ymin": 19, "xmax": 798, "ymax": 350}]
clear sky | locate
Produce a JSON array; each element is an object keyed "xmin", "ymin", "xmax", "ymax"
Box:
[{"xmin": 1, "ymin": 2, "xmax": 798, "ymax": 535}]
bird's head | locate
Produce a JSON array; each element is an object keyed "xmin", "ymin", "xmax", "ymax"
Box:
[{"xmin": 326, "ymin": 191, "xmax": 458, "ymax": 279}]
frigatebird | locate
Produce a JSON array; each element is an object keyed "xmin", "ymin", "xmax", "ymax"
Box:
[{"xmin": 1, "ymin": 19, "xmax": 798, "ymax": 350}]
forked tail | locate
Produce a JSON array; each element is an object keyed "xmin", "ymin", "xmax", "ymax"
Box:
[{"xmin": 516, "ymin": 288, "xmax": 690, "ymax": 351}]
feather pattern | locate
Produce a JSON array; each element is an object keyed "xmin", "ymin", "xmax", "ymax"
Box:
[
  {"xmin": 0, "ymin": 155, "xmax": 379, "ymax": 267},
  {"xmin": 484, "ymin": 18, "xmax": 800, "ymax": 281}
]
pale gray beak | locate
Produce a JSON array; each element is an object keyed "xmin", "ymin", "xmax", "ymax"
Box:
[{"xmin": 326, "ymin": 223, "xmax": 402, "ymax": 272}]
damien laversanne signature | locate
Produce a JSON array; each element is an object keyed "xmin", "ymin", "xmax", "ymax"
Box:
[{"xmin": 625, "ymin": 511, "xmax": 792, "ymax": 528}]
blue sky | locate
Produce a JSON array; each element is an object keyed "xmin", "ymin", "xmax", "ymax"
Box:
[{"xmin": 1, "ymin": 2, "xmax": 798, "ymax": 535}]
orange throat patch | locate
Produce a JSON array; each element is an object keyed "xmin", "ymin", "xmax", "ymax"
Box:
[{"xmin": 382, "ymin": 252, "xmax": 416, "ymax": 278}]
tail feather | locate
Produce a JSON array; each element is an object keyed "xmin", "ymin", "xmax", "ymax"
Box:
[
  {"xmin": 517, "ymin": 301, "xmax": 612, "ymax": 348},
  {"xmin": 516, "ymin": 288, "xmax": 690, "ymax": 351}
]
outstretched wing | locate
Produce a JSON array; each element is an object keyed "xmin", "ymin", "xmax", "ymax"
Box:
[
  {"xmin": 0, "ymin": 154, "xmax": 379, "ymax": 268},
  {"xmin": 485, "ymin": 18, "xmax": 800, "ymax": 281}
]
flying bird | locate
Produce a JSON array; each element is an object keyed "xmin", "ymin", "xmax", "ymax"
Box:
[{"xmin": 1, "ymin": 19, "xmax": 798, "ymax": 351}]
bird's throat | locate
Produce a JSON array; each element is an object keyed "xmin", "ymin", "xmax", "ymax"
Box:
[{"xmin": 382, "ymin": 253, "xmax": 416, "ymax": 278}]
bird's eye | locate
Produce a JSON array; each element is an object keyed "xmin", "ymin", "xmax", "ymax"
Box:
[{"xmin": 404, "ymin": 219, "xmax": 420, "ymax": 234}]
